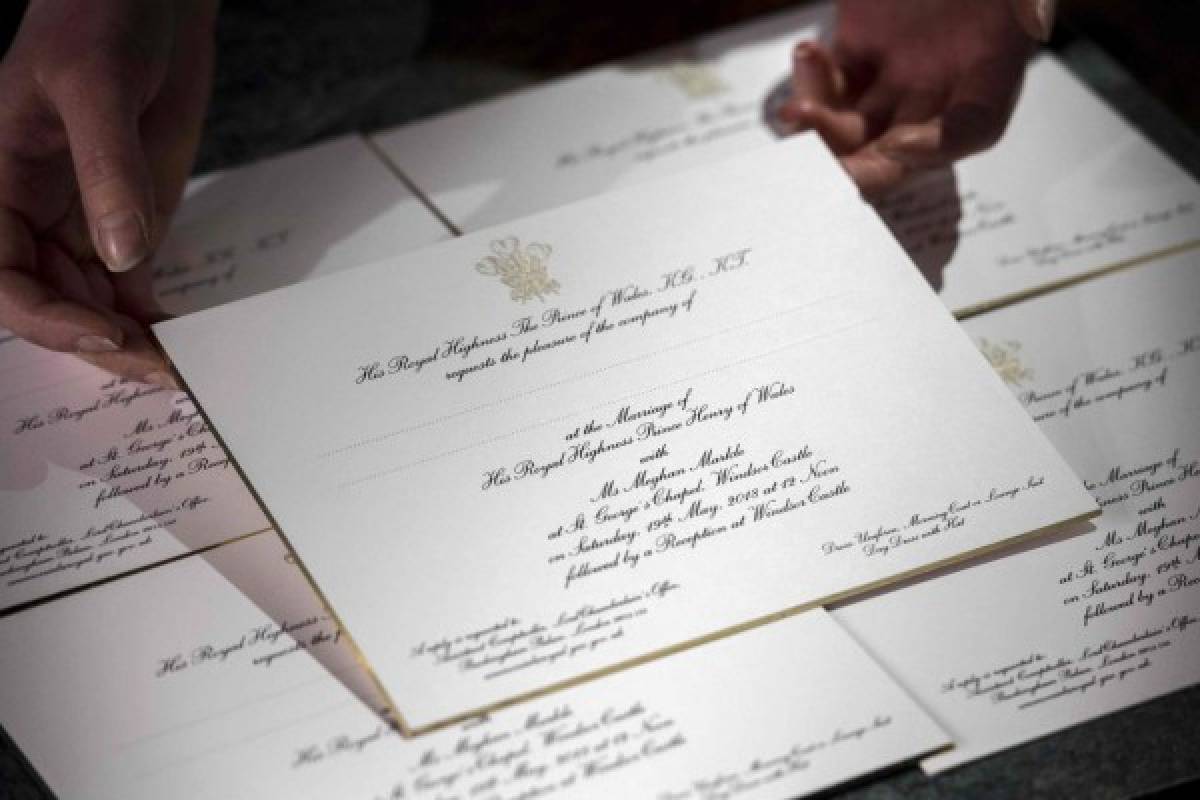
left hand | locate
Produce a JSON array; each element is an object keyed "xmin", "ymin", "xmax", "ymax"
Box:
[
  {"xmin": 778, "ymin": 0, "xmax": 1038, "ymax": 198},
  {"xmin": 0, "ymin": 0, "xmax": 216, "ymax": 385}
]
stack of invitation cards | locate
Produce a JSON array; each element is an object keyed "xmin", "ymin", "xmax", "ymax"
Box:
[
  {"xmin": 156, "ymin": 136, "xmax": 1097, "ymax": 734},
  {"xmin": 836, "ymin": 249, "xmax": 1200, "ymax": 772},
  {"xmin": 0, "ymin": 135, "xmax": 447, "ymax": 612},
  {"xmin": 0, "ymin": 531, "xmax": 951, "ymax": 800},
  {"xmin": 373, "ymin": 6, "xmax": 1199, "ymax": 316},
  {"xmin": 6, "ymin": 7, "xmax": 1194, "ymax": 794}
]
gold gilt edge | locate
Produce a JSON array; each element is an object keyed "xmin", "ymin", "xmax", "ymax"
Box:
[
  {"xmin": 952, "ymin": 238, "xmax": 1200, "ymax": 321},
  {"xmin": 0, "ymin": 526, "xmax": 273, "ymax": 619},
  {"xmin": 393, "ymin": 505, "xmax": 1100, "ymax": 737}
]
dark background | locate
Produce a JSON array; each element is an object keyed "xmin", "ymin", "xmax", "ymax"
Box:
[
  {"xmin": 192, "ymin": 0, "xmax": 1200, "ymax": 171},
  {"xmin": 422, "ymin": 0, "xmax": 1200, "ymax": 133},
  {"xmin": 2, "ymin": 2, "xmax": 1198, "ymax": 798},
  {"xmin": 1, "ymin": 1, "xmax": 1197, "ymax": 170}
]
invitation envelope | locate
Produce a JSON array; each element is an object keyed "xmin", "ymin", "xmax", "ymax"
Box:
[
  {"xmin": 0, "ymin": 135, "xmax": 446, "ymax": 611},
  {"xmin": 372, "ymin": 6, "xmax": 1199, "ymax": 316},
  {"xmin": 0, "ymin": 531, "xmax": 950, "ymax": 800},
  {"xmin": 156, "ymin": 136, "xmax": 1097, "ymax": 732},
  {"xmin": 836, "ymin": 250, "xmax": 1200, "ymax": 772}
]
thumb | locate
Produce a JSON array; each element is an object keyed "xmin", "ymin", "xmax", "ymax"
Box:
[{"xmin": 46, "ymin": 53, "xmax": 159, "ymax": 273}]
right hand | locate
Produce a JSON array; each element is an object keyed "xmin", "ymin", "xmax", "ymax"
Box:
[
  {"xmin": 778, "ymin": 0, "xmax": 1041, "ymax": 198},
  {"xmin": 0, "ymin": 0, "xmax": 217, "ymax": 387}
]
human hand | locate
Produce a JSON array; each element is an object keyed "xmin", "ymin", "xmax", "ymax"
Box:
[
  {"xmin": 0, "ymin": 0, "xmax": 216, "ymax": 386},
  {"xmin": 778, "ymin": 0, "xmax": 1046, "ymax": 198}
]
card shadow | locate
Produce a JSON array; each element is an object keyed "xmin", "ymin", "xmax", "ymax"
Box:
[{"xmin": 199, "ymin": 532, "xmax": 400, "ymax": 730}]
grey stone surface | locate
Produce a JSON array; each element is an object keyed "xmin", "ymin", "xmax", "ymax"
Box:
[{"xmin": 1, "ymin": 5, "xmax": 1197, "ymax": 800}]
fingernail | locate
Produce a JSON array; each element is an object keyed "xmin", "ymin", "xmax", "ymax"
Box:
[
  {"xmin": 879, "ymin": 131, "xmax": 937, "ymax": 162},
  {"xmin": 792, "ymin": 45, "xmax": 820, "ymax": 72},
  {"xmin": 96, "ymin": 210, "xmax": 149, "ymax": 272},
  {"xmin": 76, "ymin": 334, "xmax": 121, "ymax": 354},
  {"xmin": 891, "ymin": 128, "xmax": 930, "ymax": 149},
  {"xmin": 1012, "ymin": 0, "xmax": 1056, "ymax": 42},
  {"xmin": 1032, "ymin": 0, "xmax": 1057, "ymax": 41},
  {"xmin": 144, "ymin": 371, "xmax": 180, "ymax": 391}
]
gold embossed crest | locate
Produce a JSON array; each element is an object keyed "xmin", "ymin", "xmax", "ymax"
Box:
[
  {"xmin": 661, "ymin": 61, "xmax": 728, "ymax": 99},
  {"xmin": 476, "ymin": 237, "xmax": 560, "ymax": 303},
  {"xmin": 977, "ymin": 338, "xmax": 1033, "ymax": 386}
]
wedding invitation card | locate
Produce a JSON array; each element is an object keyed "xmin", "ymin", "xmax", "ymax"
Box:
[
  {"xmin": 372, "ymin": 7, "xmax": 1199, "ymax": 316},
  {"xmin": 0, "ymin": 531, "xmax": 950, "ymax": 799},
  {"xmin": 154, "ymin": 135, "xmax": 451, "ymax": 315},
  {"xmin": 156, "ymin": 137, "xmax": 1097, "ymax": 732},
  {"xmin": 0, "ymin": 342, "xmax": 267, "ymax": 611},
  {"xmin": 371, "ymin": 6, "xmax": 828, "ymax": 232},
  {"xmin": 0, "ymin": 136, "xmax": 446, "ymax": 611},
  {"xmin": 880, "ymin": 57, "xmax": 1200, "ymax": 316},
  {"xmin": 836, "ymin": 250, "xmax": 1200, "ymax": 771}
]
